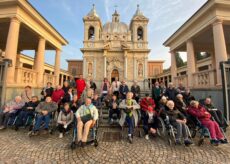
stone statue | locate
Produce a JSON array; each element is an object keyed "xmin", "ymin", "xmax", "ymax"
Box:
[
  {"xmin": 138, "ymin": 63, "xmax": 143, "ymax": 77},
  {"xmin": 88, "ymin": 63, "xmax": 93, "ymax": 76}
]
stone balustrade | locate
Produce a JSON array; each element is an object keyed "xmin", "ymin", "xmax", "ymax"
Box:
[
  {"xmin": 193, "ymin": 69, "xmax": 216, "ymax": 88},
  {"xmin": 174, "ymin": 75, "xmax": 188, "ymax": 88},
  {"xmin": 15, "ymin": 67, "xmax": 37, "ymax": 86},
  {"xmin": 43, "ymin": 73, "xmax": 56, "ymax": 87}
]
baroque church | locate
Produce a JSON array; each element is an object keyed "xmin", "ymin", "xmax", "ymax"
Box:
[{"xmin": 81, "ymin": 5, "xmax": 151, "ymax": 89}]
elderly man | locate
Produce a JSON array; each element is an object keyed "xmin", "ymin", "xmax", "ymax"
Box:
[
  {"xmin": 131, "ymin": 81, "xmax": 141, "ymax": 103},
  {"xmin": 30, "ymin": 96, "xmax": 58, "ymax": 135},
  {"xmin": 111, "ymin": 77, "xmax": 121, "ymax": 98},
  {"xmin": 76, "ymin": 98, "xmax": 98, "ymax": 147},
  {"xmin": 119, "ymin": 81, "xmax": 129, "ymax": 100},
  {"xmin": 164, "ymin": 82, "xmax": 178, "ymax": 101},
  {"xmin": 204, "ymin": 97, "xmax": 228, "ymax": 129},
  {"xmin": 119, "ymin": 92, "xmax": 140, "ymax": 144},
  {"xmin": 0, "ymin": 96, "xmax": 25, "ymax": 130}
]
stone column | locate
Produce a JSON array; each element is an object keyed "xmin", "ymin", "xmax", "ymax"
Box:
[
  {"xmin": 213, "ymin": 20, "xmax": 228, "ymax": 85},
  {"xmin": 103, "ymin": 50, "xmax": 107, "ymax": 78},
  {"xmin": 5, "ymin": 17, "xmax": 21, "ymax": 84},
  {"xmin": 144, "ymin": 56, "xmax": 148, "ymax": 79},
  {"xmin": 34, "ymin": 37, "xmax": 46, "ymax": 87},
  {"xmin": 134, "ymin": 57, "xmax": 137, "ymax": 79},
  {"xmin": 124, "ymin": 51, "xmax": 128, "ymax": 80},
  {"xmin": 60, "ymin": 74, "xmax": 63, "ymax": 86},
  {"xmin": 54, "ymin": 49, "xmax": 61, "ymax": 86},
  {"xmin": 186, "ymin": 40, "xmax": 196, "ymax": 88},
  {"xmin": 93, "ymin": 57, "xmax": 96, "ymax": 80},
  {"xmin": 170, "ymin": 51, "xmax": 177, "ymax": 85},
  {"xmin": 83, "ymin": 57, "xmax": 86, "ymax": 78},
  {"xmin": 104, "ymin": 56, "xmax": 107, "ymax": 78}
]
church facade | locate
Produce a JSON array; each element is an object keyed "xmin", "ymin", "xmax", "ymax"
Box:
[{"xmin": 81, "ymin": 5, "xmax": 151, "ymax": 89}]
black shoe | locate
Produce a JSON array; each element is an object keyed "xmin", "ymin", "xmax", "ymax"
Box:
[
  {"xmin": 175, "ymin": 139, "xmax": 182, "ymax": 145},
  {"xmin": 184, "ymin": 139, "xmax": 193, "ymax": 146},
  {"xmin": 211, "ymin": 139, "xmax": 219, "ymax": 146},
  {"xmin": 219, "ymin": 139, "xmax": 228, "ymax": 144},
  {"xmin": 81, "ymin": 142, "xmax": 86, "ymax": 148},
  {"xmin": 128, "ymin": 136, "xmax": 133, "ymax": 144},
  {"xmin": 14, "ymin": 126, "xmax": 19, "ymax": 131},
  {"xmin": 78, "ymin": 141, "xmax": 82, "ymax": 147}
]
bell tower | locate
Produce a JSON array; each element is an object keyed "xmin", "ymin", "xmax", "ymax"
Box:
[
  {"xmin": 130, "ymin": 5, "xmax": 149, "ymax": 42},
  {"xmin": 83, "ymin": 4, "xmax": 102, "ymax": 41}
]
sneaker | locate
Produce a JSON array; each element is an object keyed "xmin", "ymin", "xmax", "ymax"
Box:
[
  {"xmin": 145, "ymin": 135, "xmax": 149, "ymax": 140},
  {"xmin": 32, "ymin": 131, "xmax": 39, "ymax": 136},
  {"xmin": 128, "ymin": 136, "xmax": 133, "ymax": 144},
  {"xmin": 0, "ymin": 126, "xmax": 6, "ymax": 130},
  {"xmin": 59, "ymin": 133, "xmax": 63, "ymax": 138},
  {"xmin": 219, "ymin": 139, "xmax": 228, "ymax": 144},
  {"xmin": 184, "ymin": 139, "xmax": 193, "ymax": 146}
]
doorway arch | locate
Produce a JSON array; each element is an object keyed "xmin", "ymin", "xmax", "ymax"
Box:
[{"xmin": 111, "ymin": 69, "xmax": 119, "ymax": 82}]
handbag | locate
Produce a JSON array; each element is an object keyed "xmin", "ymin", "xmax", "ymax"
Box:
[{"xmin": 80, "ymin": 106, "xmax": 93, "ymax": 124}]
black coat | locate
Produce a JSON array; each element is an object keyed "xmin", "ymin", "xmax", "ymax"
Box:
[
  {"xmin": 22, "ymin": 101, "xmax": 40, "ymax": 111},
  {"xmin": 164, "ymin": 88, "xmax": 177, "ymax": 101}
]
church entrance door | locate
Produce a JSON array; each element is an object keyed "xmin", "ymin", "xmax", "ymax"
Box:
[{"xmin": 111, "ymin": 69, "xmax": 119, "ymax": 82}]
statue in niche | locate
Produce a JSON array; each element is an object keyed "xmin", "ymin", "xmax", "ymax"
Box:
[
  {"xmin": 88, "ymin": 63, "xmax": 93, "ymax": 76},
  {"xmin": 138, "ymin": 63, "xmax": 143, "ymax": 77}
]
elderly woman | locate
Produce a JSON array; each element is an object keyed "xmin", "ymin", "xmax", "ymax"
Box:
[
  {"xmin": 76, "ymin": 98, "xmax": 98, "ymax": 147},
  {"xmin": 119, "ymin": 92, "xmax": 140, "ymax": 144},
  {"xmin": 0, "ymin": 96, "xmax": 25, "ymax": 130},
  {"xmin": 175, "ymin": 94, "xmax": 188, "ymax": 116},
  {"xmin": 165, "ymin": 100, "xmax": 193, "ymax": 145},
  {"xmin": 188, "ymin": 101, "xmax": 227, "ymax": 145},
  {"xmin": 57, "ymin": 103, "xmax": 74, "ymax": 138},
  {"xmin": 81, "ymin": 83, "xmax": 94, "ymax": 103},
  {"xmin": 21, "ymin": 86, "xmax": 33, "ymax": 103}
]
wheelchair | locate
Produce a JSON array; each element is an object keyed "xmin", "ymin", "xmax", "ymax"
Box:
[
  {"xmin": 70, "ymin": 117, "xmax": 99, "ymax": 149},
  {"xmin": 28, "ymin": 111, "xmax": 56, "ymax": 137},
  {"xmin": 186, "ymin": 115, "xmax": 227, "ymax": 146},
  {"xmin": 159, "ymin": 115, "xmax": 192, "ymax": 146}
]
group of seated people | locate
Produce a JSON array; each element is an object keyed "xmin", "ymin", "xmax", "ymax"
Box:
[{"xmin": 0, "ymin": 80, "xmax": 228, "ymax": 147}]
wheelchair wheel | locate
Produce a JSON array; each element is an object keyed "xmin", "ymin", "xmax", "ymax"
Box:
[
  {"xmin": 187, "ymin": 119, "xmax": 197, "ymax": 138},
  {"xmin": 157, "ymin": 117, "xmax": 166, "ymax": 137},
  {"xmin": 94, "ymin": 139, "xmax": 98, "ymax": 147},
  {"xmin": 168, "ymin": 138, "xmax": 172, "ymax": 146}
]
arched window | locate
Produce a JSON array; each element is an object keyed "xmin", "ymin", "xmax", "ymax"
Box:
[
  {"xmin": 88, "ymin": 26, "xmax": 95, "ymax": 40},
  {"xmin": 137, "ymin": 27, "xmax": 143, "ymax": 41}
]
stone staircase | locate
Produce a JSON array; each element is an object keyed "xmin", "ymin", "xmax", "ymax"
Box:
[{"xmin": 99, "ymin": 90, "xmax": 151, "ymax": 128}]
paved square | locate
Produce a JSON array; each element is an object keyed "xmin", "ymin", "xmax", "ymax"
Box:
[{"xmin": 0, "ymin": 128, "xmax": 230, "ymax": 164}]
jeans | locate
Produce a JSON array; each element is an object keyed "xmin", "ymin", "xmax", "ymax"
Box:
[
  {"xmin": 15, "ymin": 111, "xmax": 34, "ymax": 127},
  {"xmin": 33, "ymin": 114, "xmax": 51, "ymax": 131},
  {"xmin": 172, "ymin": 122, "xmax": 188, "ymax": 140},
  {"xmin": 125, "ymin": 116, "xmax": 135, "ymax": 135}
]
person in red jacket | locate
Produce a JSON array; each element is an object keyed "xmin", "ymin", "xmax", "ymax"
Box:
[
  {"xmin": 140, "ymin": 93, "xmax": 156, "ymax": 113},
  {"xmin": 188, "ymin": 100, "xmax": 227, "ymax": 145},
  {"xmin": 51, "ymin": 85, "xmax": 65, "ymax": 104},
  {"xmin": 76, "ymin": 75, "xmax": 86, "ymax": 99}
]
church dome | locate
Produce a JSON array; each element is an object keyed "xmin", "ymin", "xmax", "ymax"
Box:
[{"xmin": 103, "ymin": 22, "xmax": 129, "ymax": 33}]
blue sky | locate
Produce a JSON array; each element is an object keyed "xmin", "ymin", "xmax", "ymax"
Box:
[{"xmin": 28, "ymin": 0, "xmax": 207, "ymax": 70}]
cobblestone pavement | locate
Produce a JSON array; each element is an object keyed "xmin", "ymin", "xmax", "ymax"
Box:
[{"xmin": 0, "ymin": 128, "xmax": 230, "ymax": 164}]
